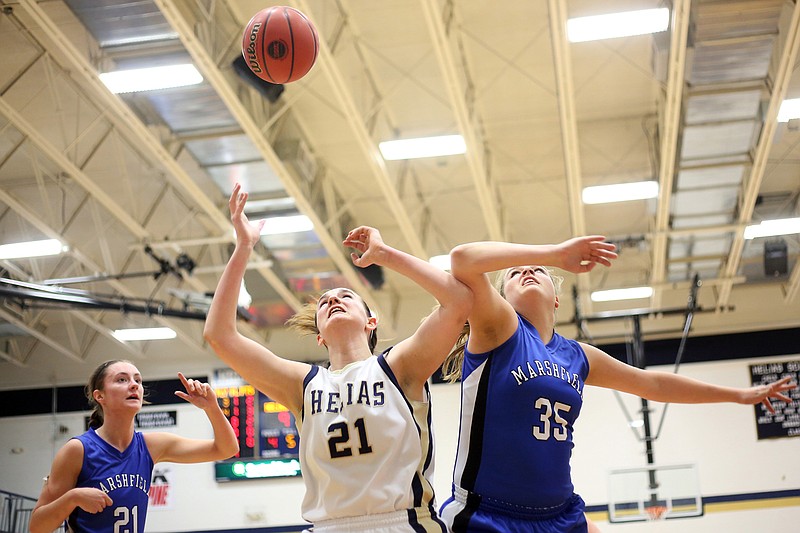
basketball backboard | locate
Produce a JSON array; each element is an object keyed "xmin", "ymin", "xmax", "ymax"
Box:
[{"xmin": 607, "ymin": 463, "xmax": 703, "ymax": 522}]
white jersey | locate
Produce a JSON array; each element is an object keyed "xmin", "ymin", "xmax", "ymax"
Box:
[{"xmin": 298, "ymin": 351, "xmax": 441, "ymax": 528}]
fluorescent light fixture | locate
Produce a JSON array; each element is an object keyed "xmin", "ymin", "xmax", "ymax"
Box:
[
  {"xmin": 582, "ymin": 181, "xmax": 658, "ymax": 204},
  {"xmin": 244, "ymin": 197, "xmax": 296, "ymax": 213},
  {"xmin": 744, "ymin": 217, "xmax": 800, "ymax": 239},
  {"xmin": 429, "ymin": 254, "xmax": 451, "ymax": 271},
  {"xmin": 101, "ymin": 32, "xmax": 179, "ymax": 47},
  {"xmin": 379, "ymin": 135, "xmax": 466, "ymax": 160},
  {"xmin": 568, "ymin": 8, "xmax": 670, "ymax": 43},
  {"xmin": 591, "ymin": 286, "xmax": 653, "ymax": 302},
  {"xmin": 257, "ymin": 214, "xmax": 313, "ymax": 235},
  {"xmin": 778, "ymin": 98, "xmax": 800, "ymax": 122},
  {"xmin": 99, "ymin": 64, "xmax": 203, "ymax": 94},
  {"xmin": 113, "ymin": 327, "xmax": 177, "ymax": 341},
  {"xmin": 0, "ymin": 239, "xmax": 65, "ymax": 259}
]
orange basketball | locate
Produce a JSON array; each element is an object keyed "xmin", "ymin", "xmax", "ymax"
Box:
[{"xmin": 241, "ymin": 6, "xmax": 319, "ymax": 84}]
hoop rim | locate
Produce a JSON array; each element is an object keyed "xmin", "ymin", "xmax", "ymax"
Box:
[{"xmin": 645, "ymin": 505, "xmax": 668, "ymax": 521}]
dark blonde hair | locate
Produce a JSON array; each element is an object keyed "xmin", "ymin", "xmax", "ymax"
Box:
[
  {"xmin": 440, "ymin": 267, "xmax": 564, "ymax": 383},
  {"xmin": 85, "ymin": 359, "xmax": 136, "ymax": 429},
  {"xmin": 286, "ymin": 291, "xmax": 378, "ymax": 354}
]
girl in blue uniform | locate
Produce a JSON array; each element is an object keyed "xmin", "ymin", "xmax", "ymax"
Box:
[
  {"xmin": 203, "ymin": 183, "xmax": 473, "ymax": 532},
  {"xmin": 29, "ymin": 360, "xmax": 239, "ymax": 533},
  {"xmin": 439, "ymin": 238, "xmax": 797, "ymax": 533}
]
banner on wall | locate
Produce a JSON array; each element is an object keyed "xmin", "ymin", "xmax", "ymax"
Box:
[
  {"xmin": 750, "ymin": 360, "xmax": 800, "ymax": 440},
  {"xmin": 83, "ymin": 410, "xmax": 177, "ymax": 431},
  {"xmin": 149, "ymin": 465, "xmax": 173, "ymax": 509},
  {"xmin": 135, "ymin": 410, "xmax": 177, "ymax": 429}
]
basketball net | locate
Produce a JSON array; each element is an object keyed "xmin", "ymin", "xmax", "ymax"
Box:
[{"xmin": 645, "ymin": 505, "xmax": 668, "ymax": 521}]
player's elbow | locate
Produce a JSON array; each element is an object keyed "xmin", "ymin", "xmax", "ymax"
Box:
[
  {"xmin": 216, "ymin": 439, "xmax": 240, "ymax": 460},
  {"xmin": 202, "ymin": 320, "xmax": 236, "ymax": 348},
  {"xmin": 449, "ymin": 244, "xmax": 483, "ymax": 281},
  {"xmin": 29, "ymin": 512, "xmax": 56, "ymax": 533},
  {"xmin": 449, "ymin": 283, "xmax": 473, "ymax": 323}
]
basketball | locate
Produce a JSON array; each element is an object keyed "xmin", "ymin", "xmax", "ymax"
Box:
[{"xmin": 241, "ymin": 6, "xmax": 319, "ymax": 84}]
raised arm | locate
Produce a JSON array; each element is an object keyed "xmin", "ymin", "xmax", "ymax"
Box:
[
  {"xmin": 449, "ymin": 237, "xmax": 617, "ymax": 349},
  {"xmin": 343, "ymin": 226, "xmax": 472, "ymax": 394},
  {"xmin": 144, "ymin": 373, "xmax": 239, "ymax": 464},
  {"xmin": 583, "ymin": 343, "xmax": 797, "ymax": 411},
  {"xmin": 203, "ymin": 183, "xmax": 309, "ymax": 413},
  {"xmin": 29, "ymin": 441, "xmax": 112, "ymax": 533}
]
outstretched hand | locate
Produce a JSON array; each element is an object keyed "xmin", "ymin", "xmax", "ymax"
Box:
[
  {"xmin": 343, "ymin": 226, "xmax": 388, "ymax": 268},
  {"xmin": 741, "ymin": 376, "xmax": 797, "ymax": 414},
  {"xmin": 556, "ymin": 235, "xmax": 617, "ymax": 273},
  {"xmin": 229, "ymin": 183, "xmax": 265, "ymax": 249},
  {"xmin": 174, "ymin": 372, "xmax": 218, "ymax": 411}
]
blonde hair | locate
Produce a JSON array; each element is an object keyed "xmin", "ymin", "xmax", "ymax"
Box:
[
  {"xmin": 285, "ymin": 291, "xmax": 378, "ymax": 353},
  {"xmin": 440, "ymin": 267, "xmax": 564, "ymax": 383}
]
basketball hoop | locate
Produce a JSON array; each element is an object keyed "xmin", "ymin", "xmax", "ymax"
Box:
[{"xmin": 645, "ymin": 505, "xmax": 668, "ymax": 521}]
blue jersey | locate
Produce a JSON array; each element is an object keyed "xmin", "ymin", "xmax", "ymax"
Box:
[
  {"xmin": 451, "ymin": 314, "xmax": 589, "ymax": 512},
  {"xmin": 68, "ymin": 428, "xmax": 153, "ymax": 533}
]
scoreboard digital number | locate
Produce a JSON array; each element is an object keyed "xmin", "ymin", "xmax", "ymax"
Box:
[
  {"xmin": 213, "ymin": 370, "xmax": 301, "ymax": 481},
  {"xmin": 750, "ymin": 360, "xmax": 800, "ymax": 440},
  {"xmin": 216, "ymin": 384, "xmax": 257, "ymax": 458}
]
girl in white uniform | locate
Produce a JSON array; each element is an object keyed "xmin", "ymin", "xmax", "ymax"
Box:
[{"xmin": 204, "ymin": 183, "xmax": 473, "ymax": 532}]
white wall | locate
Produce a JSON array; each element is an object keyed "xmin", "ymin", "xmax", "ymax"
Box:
[{"xmin": 2, "ymin": 355, "xmax": 798, "ymax": 532}]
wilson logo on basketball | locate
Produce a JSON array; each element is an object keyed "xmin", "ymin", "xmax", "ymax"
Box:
[
  {"xmin": 268, "ymin": 40, "xmax": 288, "ymax": 60},
  {"xmin": 245, "ymin": 22, "xmax": 262, "ymax": 73},
  {"xmin": 241, "ymin": 5, "xmax": 319, "ymax": 83}
]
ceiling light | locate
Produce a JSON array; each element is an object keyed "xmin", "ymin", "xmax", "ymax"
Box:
[
  {"xmin": 244, "ymin": 197, "xmax": 296, "ymax": 213},
  {"xmin": 379, "ymin": 135, "xmax": 466, "ymax": 160},
  {"xmin": 0, "ymin": 239, "xmax": 66, "ymax": 259},
  {"xmin": 582, "ymin": 181, "xmax": 659, "ymax": 204},
  {"xmin": 744, "ymin": 217, "xmax": 800, "ymax": 239},
  {"xmin": 99, "ymin": 64, "xmax": 203, "ymax": 94},
  {"xmin": 429, "ymin": 254, "xmax": 451, "ymax": 271},
  {"xmin": 567, "ymin": 8, "xmax": 670, "ymax": 43},
  {"xmin": 591, "ymin": 286, "xmax": 653, "ymax": 302},
  {"xmin": 256, "ymin": 214, "xmax": 313, "ymax": 235},
  {"xmin": 777, "ymin": 98, "xmax": 800, "ymax": 122},
  {"xmin": 113, "ymin": 327, "xmax": 177, "ymax": 341}
]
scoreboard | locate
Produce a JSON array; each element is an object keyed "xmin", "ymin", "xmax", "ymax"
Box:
[
  {"xmin": 750, "ymin": 360, "xmax": 800, "ymax": 440},
  {"xmin": 213, "ymin": 369, "xmax": 301, "ymax": 481}
]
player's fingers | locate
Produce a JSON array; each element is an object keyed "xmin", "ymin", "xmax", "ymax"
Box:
[{"xmin": 762, "ymin": 398, "xmax": 775, "ymax": 414}]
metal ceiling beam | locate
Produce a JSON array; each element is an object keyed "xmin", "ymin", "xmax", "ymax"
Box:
[
  {"xmin": 0, "ymin": 96, "xmax": 149, "ymax": 240},
  {"xmin": 0, "ymin": 188, "xmax": 205, "ymax": 354},
  {"xmin": 0, "ymin": 306, "xmax": 82, "ymax": 363},
  {"xmin": 547, "ymin": 0, "xmax": 589, "ymax": 306},
  {"xmin": 153, "ymin": 0, "xmax": 395, "ymax": 336},
  {"xmin": 16, "ymin": 0, "xmax": 301, "ymax": 314},
  {"xmin": 419, "ymin": 0, "xmax": 504, "ymax": 241},
  {"xmin": 0, "ymin": 347, "xmax": 25, "ymax": 367},
  {"xmin": 650, "ymin": 0, "xmax": 691, "ymax": 308},
  {"xmin": 717, "ymin": 1, "xmax": 800, "ymax": 308},
  {"xmin": 70, "ymin": 310, "xmax": 145, "ymax": 359},
  {"xmin": 785, "ymin": 261, "xmax": 800, "ymax": 302},
  {"xmin": 0, "ymin": 93, "xmax": 247, "ymax": 352},
  {"xmin": 292, "ymin": 0, "xmax": 427, "ymax": 260},
  {"xmin": 548, "ymin": 0, "xmax": 586, "ymax": 239}
]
